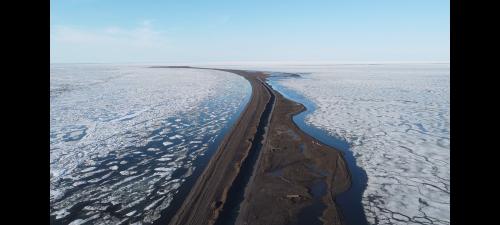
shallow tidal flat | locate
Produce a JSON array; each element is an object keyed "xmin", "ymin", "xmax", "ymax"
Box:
[
  {"xmin": 265, "ymin": 64, "xmax": 450, "ymax": 225},
  {"xmin": 50, "ymin": 65, "xmax": 251, "ymax": 224}
]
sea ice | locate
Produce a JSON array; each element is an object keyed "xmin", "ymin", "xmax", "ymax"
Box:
[
  {"xmin": 50, "ymin": 64, "xmax": 251, "ymax": 224},
  {"xmin": 162, "ymin": 141, "xmax": 174, "ymax": 146},
  {"xmin": 262, "ymin": 63, "xmax": 450, "ymax": 225},
  {"xmin": 109, "ymin": 165, "xmax": 119, "ymax": 170},
  {"xmin": 168, "ymin": 134, "xmax": 183, "ymax": 140}
]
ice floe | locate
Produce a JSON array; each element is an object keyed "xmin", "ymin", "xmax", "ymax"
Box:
[
  {"xmin": 162, "ymin": 141, "xmax": 174, "ymax": 146},
  {"xmin": 50, "ymin": 64, "xmax": 251, "ymax": 224},
  {"xmin": 267, "ymin": 63, "xmax": 450, "ymax": 225}
]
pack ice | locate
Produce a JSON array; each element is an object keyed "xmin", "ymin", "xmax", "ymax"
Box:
[
  {"xmin": 50, "ymin": 64, "xmax": 251, "ymax": 224},
  {"xmin": 267, "ymin": 63, "xmax": 450, "ymax": 225}
]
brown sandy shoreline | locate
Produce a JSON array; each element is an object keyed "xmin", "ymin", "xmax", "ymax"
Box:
[
  {"xmin": 235, "ymin": 77, "xmax": 351, "ymax": 225},
  {"xmin": 151, "ymin": 66, "xmax": 351, "ymax": 225},
  {"xmin": 162, "ymin": 67, "xmax": 272, "ymax": 225}
]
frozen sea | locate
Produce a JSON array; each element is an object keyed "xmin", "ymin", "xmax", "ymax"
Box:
[
  {"xmin": 50, "ymin": 64, "xmax": 251, "ymax": 224},
  {"xmin": 219, "ymin": 63, "xmax": 450, "ymax": 225}
]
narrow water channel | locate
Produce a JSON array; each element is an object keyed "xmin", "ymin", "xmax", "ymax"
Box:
[{"xmin": 267, "ymin": 73, "xmax": 369, "ymax": 225}]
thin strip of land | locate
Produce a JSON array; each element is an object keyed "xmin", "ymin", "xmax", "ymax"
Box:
[
  {"xmin": 159, "ymin": 67, "xmax": 272, "ymax": 225},
  {"xmin": 234, "ymin": 76, "xmax": 351, "ymax": 225},
  {"xmin": 151, "ymin": 66, "xmax": 351, "ymax": 225}
]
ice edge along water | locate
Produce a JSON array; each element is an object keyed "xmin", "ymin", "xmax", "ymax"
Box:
[
  {"xmin": 50, "ymin": 65, "xmax": 251, "ymax": 225},
  {"xmin": 263, "ymin": 64, "xmax": 449, "ymax": 225}
]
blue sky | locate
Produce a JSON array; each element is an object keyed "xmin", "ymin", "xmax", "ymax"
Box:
[{"xmin": 50, "ymin": 0, "xmax": 449, "ymax": 63}]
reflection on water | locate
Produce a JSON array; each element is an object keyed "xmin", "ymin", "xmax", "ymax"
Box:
[{"xmin": 50, "ymin": 65, "xmax": 251, "ymax": 225}]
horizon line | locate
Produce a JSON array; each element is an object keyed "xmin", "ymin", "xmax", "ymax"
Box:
[{"xmin": 50, "ymin": 60, "xmax": 450, "ymax": 66}]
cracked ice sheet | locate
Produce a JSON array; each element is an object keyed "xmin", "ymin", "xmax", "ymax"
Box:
[
  {"xmin": 261, "ymin": 64, "xmax": 450, "ymax": 225},
  {"xmin": 50, "ymin": 64, "xmax": 251, "ymax": 224}
]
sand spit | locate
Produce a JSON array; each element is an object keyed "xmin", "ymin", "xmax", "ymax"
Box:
[
  {"xmin": 152, "ymin": 66, "xmax": 352, "ymax": 225},
  {"xmin": 233, "ymin": 76, "xmax": 351, "ymax": 225}
]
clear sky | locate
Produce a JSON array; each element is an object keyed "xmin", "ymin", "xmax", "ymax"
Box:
[{"xmin": 50, "ymin": 0, "xmax": 449, "ymax": 63}]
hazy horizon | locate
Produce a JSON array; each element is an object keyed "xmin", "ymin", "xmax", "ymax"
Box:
[{"xmin": 51, "ymin": 0, "xmax": 449, "ymax": 63}]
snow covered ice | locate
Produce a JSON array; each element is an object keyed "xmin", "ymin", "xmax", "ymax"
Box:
[
  {"xmin": 259, "ymin": 63, "xmax": 449, "ymax": 225},
  {"xmin": 50, "ymin": 64, "xmax": 251, "ymax": 224}
]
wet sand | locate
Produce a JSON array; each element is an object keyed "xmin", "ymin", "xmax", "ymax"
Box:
[
  {"xmin": 152, "ymin": 67, "xmax": 351, "ymax": 225},
  {"xmin": 163, "ymin": 67, "xmax": 272, "ymax": 225},
  {"xmin": 234, "ymin": 77, "xmax": 351, "ymax": 225}
]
